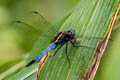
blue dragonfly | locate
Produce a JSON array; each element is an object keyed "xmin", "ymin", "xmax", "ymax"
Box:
[
  {"xmin": 25, "ymin": 12, "xmax": 101, "ymax": 67},
  {"xmin": 26, "ymin": 28, "xmax": 101, "ymax": 67},
  {"xmin": 26, "ymin": 29, "xmax": 78, "ymax": 67},
  {"xmin": 13, "ymin": 11, "xmax": 102, "ymax": 67}
]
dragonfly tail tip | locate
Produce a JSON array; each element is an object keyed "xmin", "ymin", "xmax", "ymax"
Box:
[{"xmin": 26, "ymin": 59, "xmax": 36, "ymax": 67}]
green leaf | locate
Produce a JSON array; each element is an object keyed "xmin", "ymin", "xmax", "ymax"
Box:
[
  {"xmin": 0, "ymin": 59, "xmax": 21, "ymax": 73},
  {"xmin": 0, "ymin": 59, "xmax": 25, "ymax": 80},
  {"xmin": 8, "ymin": 0, "xmax": 119, "ymax": 80},
  {"xmin": 9, "ymin": 64, "xmax": 38, "ymax": 80},
  {"xmin": 95, "ymin": 20, "xmax": 120, "ymax": 80}
]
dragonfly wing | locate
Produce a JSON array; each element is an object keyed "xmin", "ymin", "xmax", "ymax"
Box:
[
  {"xmin": 26, "ymin": 43, "xmax": 57, "ymax": 67},
  {"xmin": 76, "ymin": 36, "xmax": 84, "ymax": 41},
  {"xmin": 30, "ymin": 11, "xmax": 58, "ymax": 33},
  {"xmin": 74, "ymin": 36, "xmax": 103, "ymax": 49},
  {"xmin": 11, "ymin": 11, "xmax": 58, "ymax": 46},
  {"xmin": 76, "ymin": 36, "xmax": 103, "ymax": 42},
  {"xmin": 28, "ymin": 11, "xmax": 59, "ymax": 39}
]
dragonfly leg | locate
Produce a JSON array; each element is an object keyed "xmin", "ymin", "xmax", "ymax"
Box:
[
  {"xmin": 65, "ymin": 42, "xmax": 71, "ymax": 68},
  {"xmin": 51, "ymin": 44, "xmax": 63, "ymax": 56}
]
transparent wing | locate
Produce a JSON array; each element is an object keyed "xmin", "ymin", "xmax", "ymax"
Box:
[
  {"xmin": 76, "ymin": 36, "xmax": 103, "ymax": 41},
  {"xmin": 75, "ymin": 36, "xmax": 103, "ymax": 48},
  {"xmin": 11, "ymin": 20, "xmax": 45, "ymax": 43},
  {"xmin": 11, "ymin": 11, "xmax": 59, "ymax": 42},
  {"xmin": 76, "ymin": 36, "xmax": 112, "ymax": 42},
  {"xmin": 29, "ymin": 11, "xmax": 58, "ymax": 33},
  {"xmin": 27, "ymin": 11, "xmax": 59, "ymax": 39}
]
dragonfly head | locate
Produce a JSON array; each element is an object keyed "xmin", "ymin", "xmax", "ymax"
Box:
[{"xmin": 67, "ymin": 30, "xmax": 75, "ymax": 36}]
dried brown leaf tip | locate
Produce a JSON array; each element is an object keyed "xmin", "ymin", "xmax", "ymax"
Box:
[{"xmin": 36, "ymin": 52, "xmax": 50, "ymax": 80}]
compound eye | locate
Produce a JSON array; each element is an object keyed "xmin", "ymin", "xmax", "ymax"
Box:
[
  {"xmin": 71, "ymin": 30, "xmax": 75, "ymax": 35},
  {"xmin": 67, "ymin": 30, "xmax": 75, "ymax": 35}
]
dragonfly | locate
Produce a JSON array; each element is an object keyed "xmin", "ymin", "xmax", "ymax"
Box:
[
  {"xmin": 26, "ymin": 29, "xmax": 76, "ymax": 67},
  {"xmin": 26, "ymin": 29, "xmax": 99, "ymax": 67},
  {"xmin": 12, "ymin": 11, "xmax": 101, "ymax": 67}
]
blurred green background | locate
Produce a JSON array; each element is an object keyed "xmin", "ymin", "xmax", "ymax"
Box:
[
  {"xmin": 0, "ymin": 0, "xmax": 120, "ymax": 80},
  {"xmin": 0, "ymin": 0, "xmax": 79, "ymax": 64}
]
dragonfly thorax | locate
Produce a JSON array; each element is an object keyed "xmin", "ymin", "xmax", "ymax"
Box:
[{"xmin": 51, "ymin": 30, "xmax": 76, "ymax": 45}]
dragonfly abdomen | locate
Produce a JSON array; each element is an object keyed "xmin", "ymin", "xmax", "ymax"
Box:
[{"xmin": 26, "ymin": 43, "xmax": 57, "ymax": 67}]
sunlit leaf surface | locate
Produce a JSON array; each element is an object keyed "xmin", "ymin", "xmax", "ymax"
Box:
[{"xmin": 8, "ymin": 0, "xmax": 119, "ymax": 80}]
